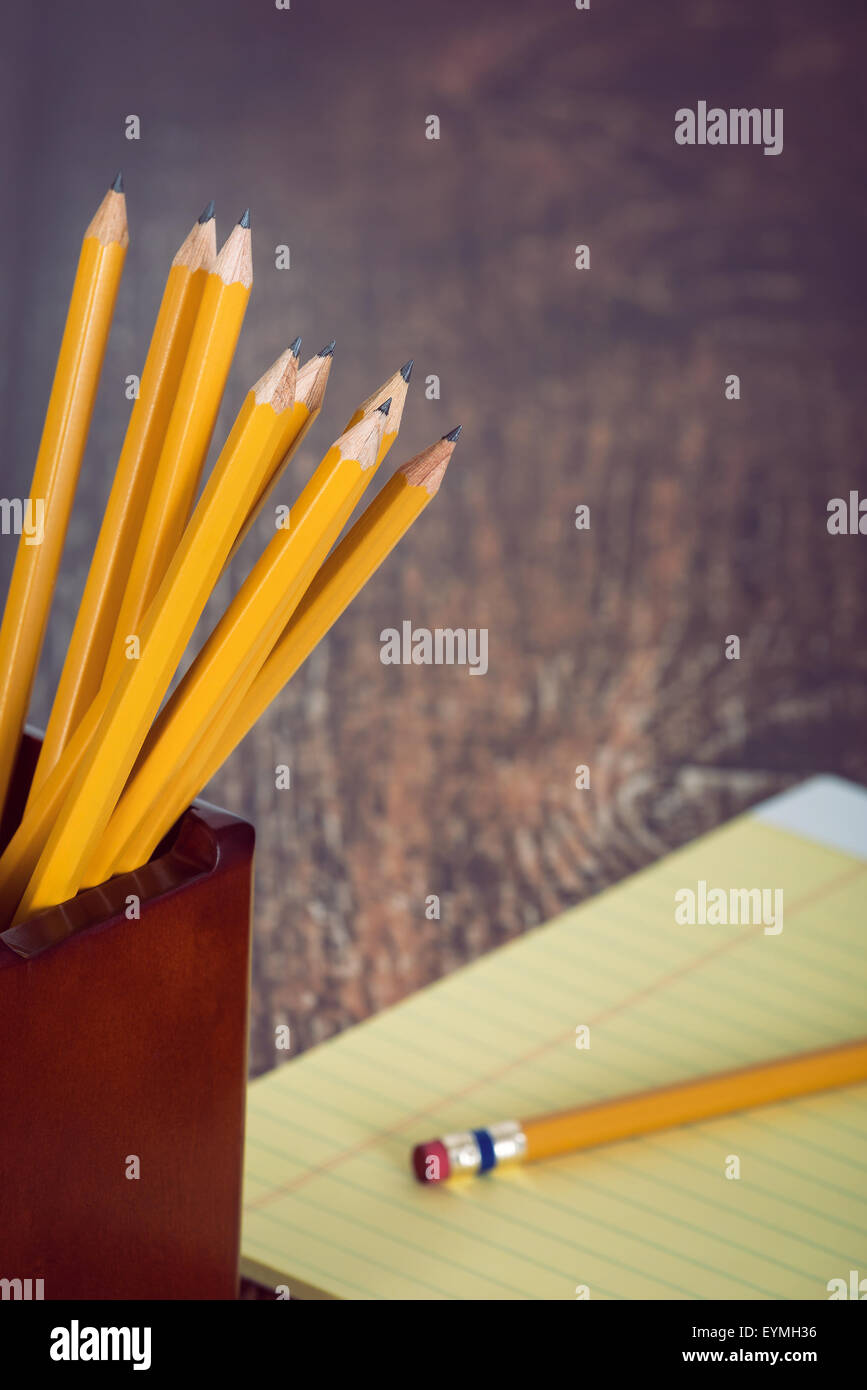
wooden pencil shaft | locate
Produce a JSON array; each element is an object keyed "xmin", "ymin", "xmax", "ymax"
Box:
[
  {"xmin": 28, "ymin": 215, "xmax": 215, "ymax": 799},
  {"xmin": 228, "ymin": 400, "xmax": 313, "ymax": 555},
  {"xmin": 524, "ymin": 1037, "xmax": 867, "ymax": 1161},
  {"xmin": 0, "ymin": 682, "xmax": 107, "ymax": 926},
  {"xmin": 108, "ymin": 222, "xmax": 251, "ymax": 661},
  {"xmin": 343, "ymin": 364, "xmax": 410, "ymax": 454},
  {"xmin": 83, "ymin": 412, "xmax": 387, "ymax": 888},
  {"xmin": 11, "ymin": 362, "xmax": 292, "ymax": 924},
  {"xmin": 108, "ymin": 440, "xmax": 451, "ymax": 875},
  {"xmin": 138, "ymin": 370, "xmax": 413, "ymax": 835},
  {"xmin": 232, "ymin": 357, "xmax": 402, "ymax": 563},
  {"xmin": 229, "ymin": 350, "xmax": 333, "ymax": 558},
  {"xmin": 0, "ymin": 187, "xmax": 127, "ymax": 817},
  {"xmin": 108, "ymin": 410, "xmax": 427, "ymax": 874},
  {"xmin": 240, "ymin": 457, "xmax": 444, "ymax": 725},
  {"xmin": 113, "ymin": 623, "xmax": 283, "ymax": 867},
  {"xmin": 0, "ymin": 348, "xmax": 290, "ymax": 928}
]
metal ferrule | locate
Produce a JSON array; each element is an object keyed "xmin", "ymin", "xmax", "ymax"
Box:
[
  {"xmin": 441, "ymin": 1120, "xmax": 527, "ymax": 1178},
  {"xmin": 487, "ymin": 1119, "xmax": 528, "ymax": 1168},
  {"xmin": 441, "ymin": 1131, "xmax": 484, "ymax": 1176}
]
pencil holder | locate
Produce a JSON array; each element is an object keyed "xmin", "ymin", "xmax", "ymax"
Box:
[{"xmin": 0, "ymin": 731, "xmax": 254, "ymax": 1300}]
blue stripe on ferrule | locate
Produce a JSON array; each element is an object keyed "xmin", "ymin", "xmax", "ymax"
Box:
[{"xmin": 473, "ymin": 1128, "xmax": 497, "ymax": 1174}]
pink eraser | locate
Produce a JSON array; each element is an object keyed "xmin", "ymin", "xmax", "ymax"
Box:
[{"xmin": 412, "ymin": 1140, "xmax": 450, "ymax": 1184}]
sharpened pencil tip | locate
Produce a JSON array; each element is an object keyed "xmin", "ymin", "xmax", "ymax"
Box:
[
  {"xmin": 111, "ymin": 171, "xmax": 124, "ymax": 193},
  {"xmin": 238, "ymin": 208, "xmax": 251, "ymax": 229},
  {"xmin": 198, "ymin": 199, "xmax": 215, "ymax": 223},
  {"xmin": 289, "ymin": 335, "xmax": 302, "ymax": 358},
  {"xmin": 400, "ymin": 359, "xmax": 414, "ymax": 383},
  {"xmin": 442, "ymin": 425, "xmax": 462, "ymax": 442},
  {"xmin": 378, "ymin": 397, "xmax": 392, "ymax": 416},
  {"xmin": 318, "ymin": 340, "xmax": 336, "ymax": 358}
]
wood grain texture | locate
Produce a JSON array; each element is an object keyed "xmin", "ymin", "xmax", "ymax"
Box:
[
  {"xmin": 0, "ymin": 737, "xmax": 253, "ymax": 1300},
  {"xmin": 0, "ymin": 0, "xmax": 864, "ymax": 1298}
]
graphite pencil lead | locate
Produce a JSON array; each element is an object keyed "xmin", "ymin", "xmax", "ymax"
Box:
[
  {"xmin": 400, "ymin": 359, "xmax": 414, "ymax": 383},
  {"xmin": 198, "ymin": 200, "xmax": 216, "ymax": 223},
  {"xmin": 339, "ymin": 408, "xmax": 388, "ymax": 469},
  {"xmin": 238, "ymin": 208, "xmax": 251, "ymax": 229},
  {"xmin": 318, "ymin": 340, "xmax": 336, "ymax": 358},
  {"xmin": 289, "ymin": 335, "xmax": 302, "ymax": 358},
  {"xmin": 111, "ymin": 171, "xmax": 124, "ymax": 193},
  {"xmin": 442, "ymin": 425, "xmax": 462, "ymax": 442},
  {"xmin": 252, "ymin": 344, "xmax": 297, "ymax": 407},
  {"xmin": 400, "ymin": 434, "xmax": 456, "ymax": 494},
  {"xmin": 295, "ymin": 346, "xmax": 334, "ymax": 414},
  {"xmin": 350, "ymin": 363, "xmax": 411, "ymax": 434},
  {"xmin": 378, "ymin": 398, "xmax": 392, "ymax": 416},
  {"xmin": 172, "ymin": 206, "xmax": 218, "ymax": 270},
  {"xmin": 87, "ymin": 178, "xmax": 129, "ymax": 247},
  {"xmin": 213, "ymin": 218, "xmax": 254, "ymax": 288}
]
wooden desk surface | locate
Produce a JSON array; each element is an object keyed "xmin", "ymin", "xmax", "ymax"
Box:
[{"xmin": 0, "ymin": 0, "xmax": 864, "ymax": 1297}]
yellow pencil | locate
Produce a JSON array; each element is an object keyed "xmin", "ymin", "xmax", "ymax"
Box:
[
  {"xmin": 82, "ymin": 404, "xmax": 392, "ymax": 889},
  {"xmin": 27, "ymin": 203, "xmax": 217, "ymax": 800},
  {"xmin": 344, "ymin": 358, "xmax": 413, "ymax": 464},
  {"xmin": 228, "ymin": 340, "xmax": 334, "ymax": 559},
  {"xmin": 98, "ymin": 365, "xmax": 420, "ymax": 874},
  {"xmin": 4, "ymin": 345, "xmax": 298, "ymax": 926},
  {"xmin": 411, "ymin": 1037, "xmax": 867, "ymax": 1183},
  {"xmin": 172, "ymin": 354, "xmax": 414, "ymax": 764},
  {"xmin": 234, "ymin": 353, "xmax": 410, "ymax": 562},
  {"xmin": 0, "ymin": 174, "xmax": 127, "ymax": 816},
  {"xmin": 100, "ymin": 428, "xmax": 459, "ymax": 875},
  {"xmin": 0, "ymin": 333, "xmax": 294, "ymax": 926},
  {"xmin": 107, "ymin": 209, "xmax": 252, "ymax": 662}
]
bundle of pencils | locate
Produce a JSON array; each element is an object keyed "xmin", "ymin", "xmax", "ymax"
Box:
[{"xmin": 0, "ymin": 175, "xmax": 460, "ymax": 928}]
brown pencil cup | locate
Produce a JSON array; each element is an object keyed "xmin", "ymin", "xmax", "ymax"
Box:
[{"xmin": 0, "ymin": 731, "xmax": 254, "ymax": 1300}]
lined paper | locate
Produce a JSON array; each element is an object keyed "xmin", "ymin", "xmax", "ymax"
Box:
[{"xmin": 242, "ymin": 792, "xmax": 867, "ymax": 1299}]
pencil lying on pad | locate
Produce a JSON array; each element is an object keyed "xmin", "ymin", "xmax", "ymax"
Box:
[{"xmin": 412, "ymin": 1036, "xmax": 867, "ymax": 1183}]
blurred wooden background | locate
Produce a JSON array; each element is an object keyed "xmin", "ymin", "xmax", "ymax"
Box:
[{"xmin": 1, "ymin": 0, "xmax": 866, "ymax": 1293}]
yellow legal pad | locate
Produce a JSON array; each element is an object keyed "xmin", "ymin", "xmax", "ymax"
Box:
[{"xmin": 241, "ymin": 777, "xmax": 867, "ymax": 1299}]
